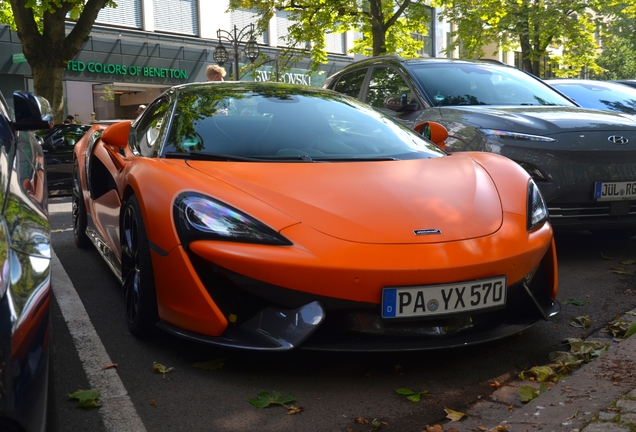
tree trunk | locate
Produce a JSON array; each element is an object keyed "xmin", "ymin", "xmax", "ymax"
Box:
[
  {"xmin": 369, "ymin": 0, "xmax": 386, "ymax": 56},
  {"xmin": 9, "ymin": 0, "xmax": 110, "ymax": 122},
  {"xmin": 32, "ymin": 64, "xmax": 65, "ymax": 120}
]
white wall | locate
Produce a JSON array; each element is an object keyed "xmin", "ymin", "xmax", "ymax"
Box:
[
  {"xmin": 65, "ymin": 81, "xmax": 94, "ymax": 124},
  {"xmin": 201, "ymin": 0, "xmax": 231, "ymax": 39}
]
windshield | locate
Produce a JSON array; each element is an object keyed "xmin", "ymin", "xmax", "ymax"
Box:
[
  {"xmin": 162, "ymin": 86, "xmax": 444, "ymax": 161},
  {"xmin": 549, "ymin": 80, "xmax": 636, "ymax": 114},
  {"xmin": 410, "ymin": 63, "xmax": 576, "ymax": 107}
]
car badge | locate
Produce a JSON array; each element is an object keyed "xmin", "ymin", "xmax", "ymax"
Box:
[
  {"xmin": 414, "ymin": 229, "xmax": 442, "ymax": 235},
  {"xmin": 608, "ymin": 135, "xmax": 628, "ymax": 145}
]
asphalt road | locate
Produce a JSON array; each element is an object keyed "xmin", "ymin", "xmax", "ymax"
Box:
[{"xmin": 46, "ymin": 196, "xmax": 636, "ymax": 432}]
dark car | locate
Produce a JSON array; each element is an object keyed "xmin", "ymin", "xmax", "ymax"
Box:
[
  {"xmin": 36, "ymin": 123, "xmax": 91, "ymax": 194},
  {"xmin": 546, "ymin": 79, "xmax": 636, "ymax": 115},
  {"xmin": 324, "ymin": 56, "xmax": 636, "ymax": 237},
  {"xmin": 612, "ymin": 79, "xmax": 636, "ymax": 89},
  {"xmin": 0, "ymin": 91, "xmax": 53, "ymax": 431}
]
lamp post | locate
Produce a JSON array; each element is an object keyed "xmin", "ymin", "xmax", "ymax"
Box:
[{"xmin": 213, "ymin": 23, "xmax": 260, "ymax": 81}]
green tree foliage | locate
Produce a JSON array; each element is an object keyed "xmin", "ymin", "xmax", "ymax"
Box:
[
  {"xmin": 591, "ymin": 3, "xmax": 636, "ymax": 79},
  {"xmin": 0, "ymin": 0, "xmax": 115, "ymax": 122},
  {"xmin": 228, "ymin": 0, "xmax": 432, "ymax": 73},
  {"xmin": 433, "ymin": 0, "xmax": 614, "ymax": 77}
]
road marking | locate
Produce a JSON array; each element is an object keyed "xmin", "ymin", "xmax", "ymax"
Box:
[{"xmin": 51, "ymin": 250, "xmax": 147, "ymax": 432}]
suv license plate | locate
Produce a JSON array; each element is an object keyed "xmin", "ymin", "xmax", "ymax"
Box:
[
  {"xmin": 382, "ymin": 276, "xmax": 507, "ymax": 318},
  {"xmin": 594, "ymin": 181, "xmax": 636, "ymax": 201}
]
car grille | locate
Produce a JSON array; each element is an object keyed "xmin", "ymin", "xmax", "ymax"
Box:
[{"xmin": 548, "ymin": 201, "xmax": 636, "ymax": 221}]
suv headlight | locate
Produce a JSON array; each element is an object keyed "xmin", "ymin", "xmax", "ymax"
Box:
[
  {"xmin": 174, "ymin": 192, "xmax": 292, "ymax": 246},
  {"xmin": 527, "ymin": 179, "xmax": 548, "ymax": 231},
  {"xmin": 478, "ymin": 128, "xmax": 556, "ymax": 142}
]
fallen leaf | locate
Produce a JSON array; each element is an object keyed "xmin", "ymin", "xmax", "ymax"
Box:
[
  {"xmin": 247, "ymin": 391, "xmax": 295, "ymax": 409},
  {"xmin": 424, "ymin": 425, "xmax": 444, "ymax": 432},
  {"xmin": 287, "ymin": 405, "xmax": 304, "ymax": 415},
  {"xmin": 192, "ymin": 359, "xmax": 226, "ymax": 371},
  {"xmin": 601, "ymin": 252, "xmax": 614, "ymax": 260},
  {"xmin": 354, "ymin": 417, "xmax": 369, "ymax": 424},
  {"xmin": 508, "ymin": 404, "xmax": 514, "ymax": 413},
  {"xmin": 569, "ymin": 316, "xmax": 591, "ymax": 329},
  {"xmin": 489, "ymin": 380, "xmax": 501, "ymax": 388},
  {"xmin": 609, "ymin": 266, "xmax": 625, "ymax": 271},
  {"xmin": 396, "ymin": 388, "xmax": 431, "ymax": 402},
  {"xmin": 561, "ymin": 298, "xmax": 586, "ymax": 306},
  {"xmin": 444, "ymin": 407, "xmax": 466, "ymax": 422},
  {"xmin": 620, "ymin": 259, "xmax": 635, "ymax": 265},
  {"xmin": 152, "ymin": 362, "xmax": 175, "ymax": 377},
  {"xmin": 613, "ymin": 270, "xmax": 628, "ymax": 275},
  {"xmin": 150, "ymin": 400, "xmax": 156, "ymax": 406},
  {"xmin": 478, "ymin": 427, "xmax": 488, "ymax": 431},
  {"xmin": 371, "ymin": 418, "xmax": 383, "ymax": 430},
  {"xmin": 102, "ymin": 363, "xmax": 118, "ymax": 370},
  {"xmin": 68, "ymin": 389, "xmax": 102, "ymax": 408},
  {"xmin": 566, "ymin": 410, "xmax": 579, "ymax": 420}
]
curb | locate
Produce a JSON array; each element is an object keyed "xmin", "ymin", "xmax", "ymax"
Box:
[{"xmin": 448, "ymin": 325, "xmax": 636, "ymax": 431}]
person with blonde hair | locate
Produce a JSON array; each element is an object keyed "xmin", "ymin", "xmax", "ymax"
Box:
[{"xmin": 206, "ymin": 64, "xmax": 226, "ymax": 81}]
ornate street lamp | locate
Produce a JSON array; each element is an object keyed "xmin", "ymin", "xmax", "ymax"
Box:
[{"xmin": 213, "ymin": 23, "xmax": 260, "ymax": 80}]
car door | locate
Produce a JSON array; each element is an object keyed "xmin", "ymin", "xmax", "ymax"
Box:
[{"xmin": 43, "ymin": 125, "xmax": 90, "ymax": 191}]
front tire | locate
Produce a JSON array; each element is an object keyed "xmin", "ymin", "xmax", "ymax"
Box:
[
  {"xmin": 121, "ymin": 195, "xmax": 159, "ymax": 337},
  {"xmin": 72, "ymin": 160, "xmax": 91, "ymax": 249}
]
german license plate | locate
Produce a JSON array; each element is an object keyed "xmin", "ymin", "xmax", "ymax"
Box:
[
  {"xmin": 382, "ymin": 276, "xmax": 507, "ymax": 318},
  {"xmin": 594, "ymin": 181, "xmax": 636, "ymax": 201}
]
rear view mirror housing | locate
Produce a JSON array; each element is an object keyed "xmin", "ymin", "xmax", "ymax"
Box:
[
  {"xmin": 12, "ymin": 91, "xmax": 54, "ymax": 131},
  {"xmin": 414, "ymin": 121, "xmax": 449, "ymax": 151}
]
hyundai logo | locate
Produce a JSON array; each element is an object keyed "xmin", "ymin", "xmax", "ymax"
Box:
[{"xmin": 608, "ymin": 135, "xmax": 629, "ymax": 144}]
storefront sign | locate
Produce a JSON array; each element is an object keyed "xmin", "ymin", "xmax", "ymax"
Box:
[
  {"xmin": 65, "ymin": 60, "xmax": 188, "ymax": 79},
  {"xmin": 12, "ymin": 53, "xmax": 27, "ymax": 63},
  {"xmin": 249, "ymin": 66, "xmax": 326, "ymax": 87}
]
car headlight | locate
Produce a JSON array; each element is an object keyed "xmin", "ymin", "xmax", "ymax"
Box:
[
  {"xmin": 527, "ymin": 179, "xmax": 548, "ymax": 231},
  {"xmin": 478, "ymin": 128, "xmax": 556, "ymax": 142},
  {"xmin": 174, "ymin": 192, "xmax": 292, "ymax": 246}
]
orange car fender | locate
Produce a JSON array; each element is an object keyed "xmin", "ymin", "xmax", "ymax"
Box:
[
  {"xmin": 152, "ymin": 245, "xmax": 228, "ymax": 336},
  {"xmin": 463, "ymin": 151, "xmax": 533, "ymax": 216}
]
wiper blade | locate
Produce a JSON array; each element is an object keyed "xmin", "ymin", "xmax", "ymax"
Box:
[
  {"xmin": 312, "ymin": 157, "xmax": 398, "ymax": 162},
  {"xmin": 165, "ymin": 151, "xmax": 264, "ymax": 162}
]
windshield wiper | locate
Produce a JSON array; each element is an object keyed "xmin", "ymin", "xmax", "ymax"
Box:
[{"xmin": 165, "ymin": 151, "xmax": 264, "ymax": 162}]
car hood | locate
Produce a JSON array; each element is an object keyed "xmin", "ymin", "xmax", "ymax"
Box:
[
  {"xmin": 439, "ymin": 105, "xmax": 636, "ymax": 135},
  {"xmin": 187, "ymin": 154, "xmax": 503, "ymax": 244}
]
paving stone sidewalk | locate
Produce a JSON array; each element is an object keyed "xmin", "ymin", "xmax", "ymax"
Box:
[{"xmin": 441, "ymin": 317, "xmax": 636, "ymax": 432}]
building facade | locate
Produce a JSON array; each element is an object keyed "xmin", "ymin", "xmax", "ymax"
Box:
[{"xmin": 0, "ymin": 0, "xmax": 446, "ymax": 121}]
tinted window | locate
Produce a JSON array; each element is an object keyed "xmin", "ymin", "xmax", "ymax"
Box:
[
  {"xmin": 366, "ymin": 67, "xmax": 412, "ymax": 109},
  {"xmin": 163, "ymin": 86, "xmax": 444, "ymax": 161},
  {"xmin": 134, "ymin": 98, "xmax": 170, "ymax": 157},
  {"xmin": 333, "ymin": 69, "xmax": 368, "ymax": 99},
  {"xmin": 550, "ymin": 81, "xmax": 636, "ymax": 114},
  {"xmin": 409, "ymin": 63, "xmax": 575, "ymax": 107}
]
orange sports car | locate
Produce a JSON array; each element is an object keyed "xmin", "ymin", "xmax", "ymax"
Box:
[{"xmin": 72, "ymin": 82, "xmax": 559, "ymax": 351}]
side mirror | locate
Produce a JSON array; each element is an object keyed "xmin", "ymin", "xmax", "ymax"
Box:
[
  {"xmin": 413, "ymin": 121, "xmax": 449, "ymax": 151},
  {"xmin": 101, "ymin": 121, "xmax": 131, "ymax": 149},
  {"xmin": 12, "ymin": 91, "xmax": 54, "ymax": 131}
]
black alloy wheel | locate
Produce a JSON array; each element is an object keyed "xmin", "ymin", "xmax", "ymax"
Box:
[
  {"xmin": 72, "ymin": 159, "xmax": 91, "ymax": 249},
  {"xmin": 121, "ymin": 195, "xmax": 159, "ymax": 337}
]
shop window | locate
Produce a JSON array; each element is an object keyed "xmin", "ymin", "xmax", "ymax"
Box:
[
  {"xmin": 96, "ymin": 0, "xmax": 142, "ymax": 29},
  {"xmin": 154, "ymin": 0, "xmax": 199, "ymax": 36}
]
